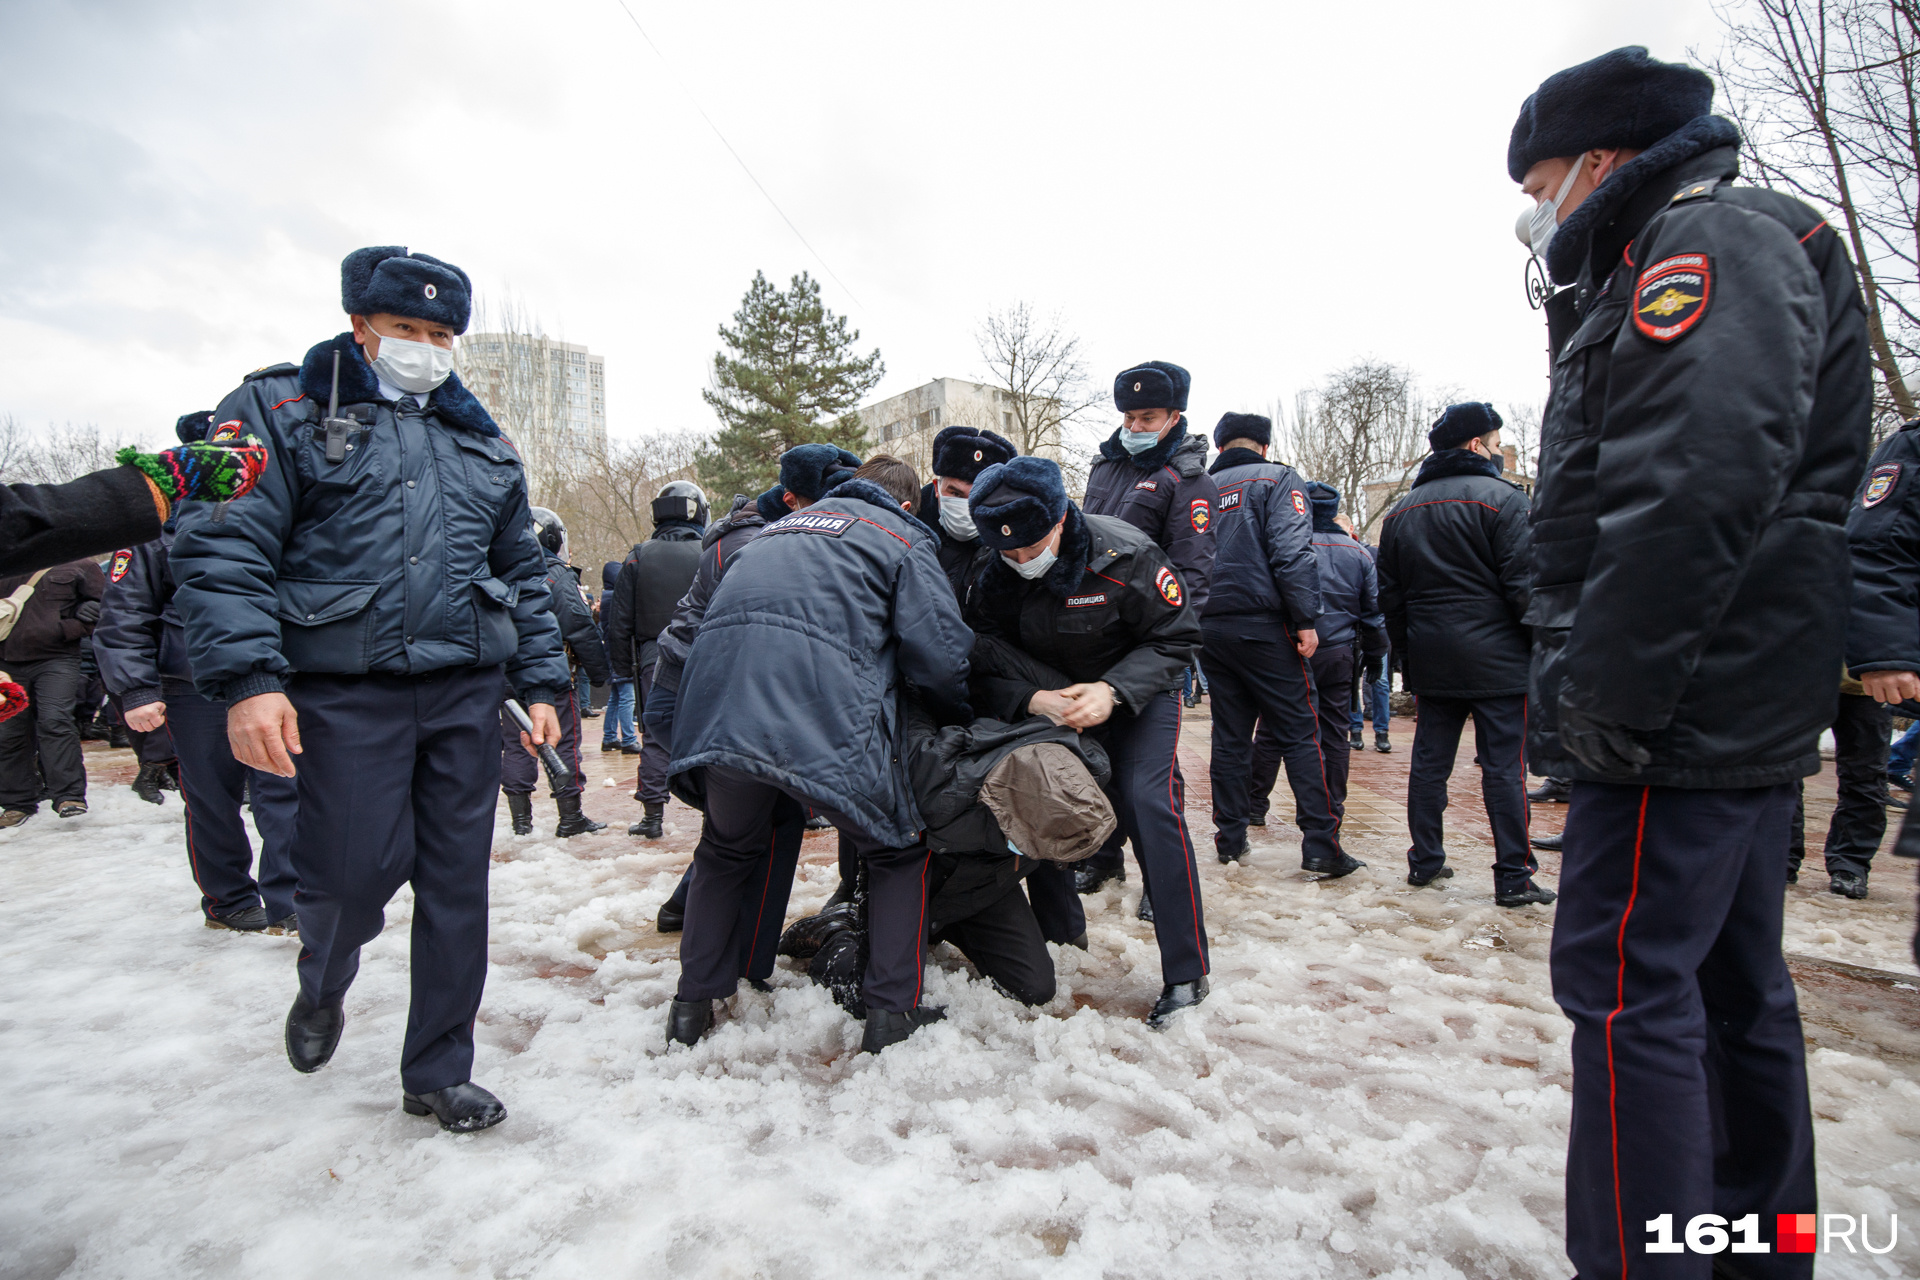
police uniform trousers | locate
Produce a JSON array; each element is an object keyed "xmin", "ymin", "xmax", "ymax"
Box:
[
  {"xmin": 932, "ymin": 880, "xmax": 1057, "ymax": 1006},
  {"xmin": 1787, "ymin": 692, "xmax": 1889, "ymax": 880},
  {"xmin": 0, "ymin": 654, "xmax": 86, "ymax": 811},
  {"xmin": 678, "ymin": 764, "xmax": 928, "ymax": 1011},
  {"xmin": 633, "ymin": 664, "xmax": 673, "ymax": 805},
  {"xmin": 499, "ymin": 685, "xmax": 587, "ymax": 798},
  {"xmin": 1251, "ymin": 642, "xmax": 1356, "ymax": 821},
  {"xmin": 1553, "ymin": 782, "xmax": 1815, "ymax": 1280},
  {"xmin": 1406, "ymin": 694, "xmax": 1533, "ymax": 891},
  {"xmin": 288, "ymin": 666, "xmax": 504, "ymax": 1094},
  {"xmin": 164, "ymin": 683, "xmax": 297, "ymax": 923},
  {"xmin": 1022, "ymin": 861, "xmax": 1086, "ymax": 945},
  {"xmin": 1203, "ymin": 623, "xmax": 1343, "ymax": 865}
]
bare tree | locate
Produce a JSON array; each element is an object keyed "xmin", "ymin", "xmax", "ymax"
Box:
[
  {"xmin": 0, "ymin": 417, "xmax": 148, "ymax": 485},
  {"xmin": 1280, "ymin": 360, "xmax": 1425, "ymax": 540},
  {"xmin": 976, "ymin": 303, "xmax": 1105, "ymax": 491},
  {"xmin": 542, "ymin": 430, "xmax": 708, "ymax": 572},
  {"xmin": 1503, "ymin": 401, "xmax": 1543, "ymax": 481},
  {"xmin": 1708, "ymin": 0, "xmax": 1919, "ymax": 427},
  {"xmin": 456, "ymin": 293, "xmax": 592, "ymax": 498}
]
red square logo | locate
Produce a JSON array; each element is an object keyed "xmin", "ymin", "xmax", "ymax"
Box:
[{"xmin": 1777, "ymin": 1213, "xmax": 1817, "ymax": 1253}]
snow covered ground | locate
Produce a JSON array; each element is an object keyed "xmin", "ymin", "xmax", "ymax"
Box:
[{"xmin": 2, "ymin": 741, "xmax": 1918, "ymax": 1279}]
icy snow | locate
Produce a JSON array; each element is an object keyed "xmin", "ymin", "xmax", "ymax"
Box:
[{"xmin": 2, "ymin": 774, "xmax": 1917, "ymax": 1279}]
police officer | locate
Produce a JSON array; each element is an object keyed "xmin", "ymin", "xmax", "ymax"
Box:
[
  {"xmin": 1250, "ymin": 479, "xmax": 1387, "ymax": 822},
  {"xmin": 1201, "ymin": 412, "xmax": 1354, "ymax": 875},
  {"xmin": 1075, "ymin": 361, "xmax": 1218, "ymax": 896},
  {"xmin": 919, "ymin": 425, "xmax": 1016, "ymax": 592},
  {"xmin": 499, "ymin": 507, "xmax": 610, "ymax": 838},
  {"xmin": 1511, "ymin": 48, "xmax": 1869, "ymax": 1273},
  {"xmin": 965, "ymin": 457, "xmax": 1208, "ymax": 1025},
  {"xmin": 606, "ymin": 480, "xmax": 708, "ymax": 838},
  {"xmin": 666, "ymin": 456, "xmax": 970, "ymax": 1053},
  {"xmin": 172, "ymin": 246, "xmax": 571, "ymax": 1133},
  {"xmin": 93, "ymin": 412, "xmax": 299, "ymax": 933},
  {"xmin": 1377, "ymin": 403, "xmax": 1547, "ymax": 904}
]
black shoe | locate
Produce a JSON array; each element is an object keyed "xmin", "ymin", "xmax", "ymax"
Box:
[
  {"xmin": 1829, "ymin": 871, "xmax": 1870, "ymax": 900},
  {"xmin": 1787, "ymin": 866, "xmax": 1800, "ymax": 883},
  {"xmin": 206, "ymin": 904, "xmax": 270, "ymax": 932},
  {"xmin": 55, "ymin": 800, "xmax": 87, "ymax": 818},
  {"xmin": 1247, "ymin": 810, "xmax": 1267, "ymax": 827},
  {"xmin": 656, "ymin": 897, "xmax": 686, "ymax": 933},
  {"xmin": 804, "ymin": 815, "xmax": 834, "ymax": 832},
  {"xmin": 1888, "ymin": 793, "xmax": 1910, "ymax": 811},
  {"xmin": 1373, "ymin": 735, "xmax": 1392, "ymax": 753},
  {"xmin": 582, "ymin": 708, "xmax": 602, "ymax": 718},
  {"xmin": 554, "ymin": 793, "xmax": 606, "ymax": 838},
  {"xmin": 1350, "ymin": 729, "xmax": 1364, "ymax": 751},
  {"xmin": 1496, "ymin": 883, "xmax": 1559, "ymax": 908},
  {"xmin": 1217, "ymin": 840, "xmax": 1248, "ymax": 865},
  {"xmin": 777, "ymin": 900, "xmax": 860, "ymax": 959},
  {"xmin": 1148, "ymin": 977, "xmax": 1209, "ymax": 1027},
  {"xmin": 1136, "ymin": 891, "xmax": 1154, "ymax": 922},
  {"xmin": 506, "ymin": 792, "xmax": 533, "ymax": 836},
  {"xmin": 1529, "ymin": 832, "xmax": 1563, "ymax": 851},
  {"xmin": 403, "ymin": 1081, "xmax": 506, "ymax": 1132},
  {"xmin": 1527, "ymin": 778, "xmax": 1573, "ymax": 804},
  {"xmin": 265, "ymin": 914, "xmax": 299, "ymax": 936},
  {"xmin": 629, "ymin": 802, "xmax": 664, "ymax": 839},
  {"xmin": 861, "ymin": 1006, "xmax": 946, "ymax": 1053},
  {"xmin": 161, "ymin": 762, "xmax": 181, "ymax": 791},
  {"xmin": 1073, "ymin": 862, "xmax": 1125, "ymax": 895},
  {"xmin": 666, "ymin": 997, "xmax": 714, "ymax": 1046},
  {"xmin": 285, "ymin": 993, "xmax": 346, "ymax": 1072},
  {"xmin": 107, "ymin": 725, "xmax": 130, "ymax": 749},
  {"xmin": 1302, "ymin": 852, "xmax": 1366, "ymax": 879},
  {"xmin": 1407, "ymin": 865, "xmax": 1453, "ymax": 888},
  {"xmin": 131, "ymin": 762, "xmax": 170, "ymax": 805},
  {"xmin": 620, "ymin": 744, "xmax": 641, "ymax": 755},
  {"xmin": 1064, "ymin": 932, "xmax": 1089, "ymax": 951},
  {"xmin": 1890, "ymin": 771, "xmax": 1914, "ymax": 792},
  {"xmin": 78, "ymin": 716, "xmax": 110, "ymax": 742},
  {"xmin": 599, "ymin": 741, "xmax": 621, "ymax": 754}
]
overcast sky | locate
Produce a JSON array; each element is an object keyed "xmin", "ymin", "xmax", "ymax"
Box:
[{"xmin": 1, "ymin": 0, "xmax": 1731, "ymax": 455}]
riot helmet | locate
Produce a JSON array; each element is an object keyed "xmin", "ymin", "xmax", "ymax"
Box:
[{"xmin": 652, "ymin": 480, "xmax": 709, "ymax": 528}]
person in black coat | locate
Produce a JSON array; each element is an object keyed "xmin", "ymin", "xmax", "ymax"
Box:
[
  {"xmin": 596, "ymin": 560, "xmax": 638, "ymax": 755},
  {"xmin": 964, "ymin": 457, "xmax": 1209, "ymax": 1026},
  {"xmin": 1510, "ymin": 48, "xmax": 1871, "ymax": 1275},
  {"xmin": 666, "ymin": 459, "xmax": 971, "ymax": 1054},
  {"xmin": 1378, "ymin": 403, "xmax": 1546, "ymax": 904},
  {"xmin": 0, "ymin": 556, "xmax": 105, "ymax": 824}
]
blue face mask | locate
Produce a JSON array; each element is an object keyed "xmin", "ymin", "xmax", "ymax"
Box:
[{"xmin": 1120, "ymin": 422, "xmax": 1167, "ymax": 455}]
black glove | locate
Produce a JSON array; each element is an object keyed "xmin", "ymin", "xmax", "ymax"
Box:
[
  {"xmin": 1361, "ymin": 655, "xmax": 1383, "ymax": 685},
  {"xmin": 75, "ymin": 600, "xmax": 102, "ymax": 624},
  {"xmin": 1557, "ymin": 694, "xmax": 1652, "ymax": 778}
]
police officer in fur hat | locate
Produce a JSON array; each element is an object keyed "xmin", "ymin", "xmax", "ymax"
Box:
[
  {"xmin": 965, "ymin": 457, "xmax": 1208, "ymax": 1025},
  {"xmin": 920, "ymin": 426, "xmax": 1016, "ymax": 593},
  {"xmin": 1511, "ymin": 48, "xmax": 1871, "ymax": 1272},
  {"xmin": 171, "ymin": 246, "xmax": 571, "ymax": 1133}
]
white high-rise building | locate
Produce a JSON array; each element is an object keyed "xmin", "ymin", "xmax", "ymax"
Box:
[{"xmin": 456, "ymin": 334, "xmax": 607, "ymax": 487}]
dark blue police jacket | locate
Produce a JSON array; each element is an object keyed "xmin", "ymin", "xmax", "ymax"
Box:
[
  {"xmin": 669, "ymin": 477, "xmax": 974, "ymax": 847},
  {"xmin": 170, "ymin": 332, "xmax": 570, "ymax": 706},
  {"xmin": 1201, "ymin": 446, "xmax": 1322, "ymax": 628},
  {"xmin": 93, "ymin": 528, "xmax": 192, "ymax": 708}
]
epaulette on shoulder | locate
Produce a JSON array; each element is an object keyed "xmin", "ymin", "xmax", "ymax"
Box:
[
  {"xmin": 243, "ymin": 362, "xmax": 299, "ymax": 381},
  {"xmin": 1669, "ymin": 177, "xmax": 1723, "ymax": 206}
]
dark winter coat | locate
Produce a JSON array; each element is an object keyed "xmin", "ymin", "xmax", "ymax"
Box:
[
  {"xmin": 606, "ymin": 522, "xmax": 703, "ymax": 679},
  {"xmin": 1201, "ymin": 446, "xmax": 1321, "ymax": 628},
  {"xmin": 1528, "ymin": 140, "xmax": 1872, "ymax": 786},
  {"xmin": 545, "ymin": 555, "xmax": 611, "ymax": 686},
  {"xmin": 918, "ymin": 480, "xmax": 991, "ymax": 596},
  {"xmin": 93, "ymin": 531, "xmax": 192, "ymax": 708},
  {"xmin": 963, "ymin": 507, "xmax": 1201, "ymax": 721},
  {"xmin": 1378, "ymin": 450, "xmax": 1532, "ymax": 699},
  {"xmin": 1082, "ymin": 418, "xmax": 1219, "ymax": 614},
  {"xmin": 1310, "ymin": 517, "xmax": 1388, "ymax": 655},
  {"xmin": 668, "ymin": 478, "xmax": 974, "ymax": 847},
  {"xmin": 653, "ymin": 497, "xmax": 770, "ymax": 693},
  {"xmin": 1844, "ymin": 422, "xmax": 1920, "ymax": 675},
  {"xmin": 0, "ymin": 558, "xmax": 105, "ymax": 665},
  {"xmin": 168, "ymin": 332, "xmax": 571, "ymax": 706},
  {"xmin": 902, "ymin": 699, "xmax": 1111, "ymax": 856},
  {"xmin": 0, "ymin": 467, "xmax": 165, "ymax": 578}
]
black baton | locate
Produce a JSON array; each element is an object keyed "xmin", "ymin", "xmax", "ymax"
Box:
[{"xmin": 504, "ymin": 698, "xmax": 571, "ymax": 792}]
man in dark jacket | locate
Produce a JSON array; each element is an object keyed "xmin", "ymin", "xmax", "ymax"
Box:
[
  {"xmin": 965, "ymin": 458, "xmax": 1209, "ymax": 1025},
  {"xmin": 1512, "ymin": 49, "xmax": 1870, "ymax": 1274},
  {"xmin": 171, "ymin": 246, "xmax": 570, "ymax": 1134},
  {"xmin": 918, "ymin": 426, "xmax": 1017, "ymax": 594},
  {"xmin": 499, "ymin": 507, "xmax": 611, "ymax": 839},
  {"xmin": 1200, "ymin": 413, "xmax": 1354, "ymax": 875},
  {"xmin": 0, "ymin": 555, "xmax": 106, "ymax": 824},
  {"xmin": 1252, "ymin": 480, "xmax": 1387, "ymax": 821},
  {"xmin": 596, "ymin": 561, "xmax": 638, "ymax": 755},
  {"xmin": 1378, "ymin": 403, "xmax": 1546, "ymax": 904},
  {"xmin": 666, "ymin": 459, "xmax": 970, "ymax": 1054},
  {"xmin": 606, "ymin": 480, "xmax": 708, "ymax": 838}
]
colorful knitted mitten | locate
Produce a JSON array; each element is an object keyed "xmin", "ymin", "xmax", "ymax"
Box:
[{"xmin": 118, "ymin": 438, "xmax": 269, "ymax": 505}]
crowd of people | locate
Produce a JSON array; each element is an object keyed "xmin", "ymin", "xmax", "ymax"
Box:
[{"xmin": 5, "ymin": 41, "xmax": 1917, "ymax": 1280}]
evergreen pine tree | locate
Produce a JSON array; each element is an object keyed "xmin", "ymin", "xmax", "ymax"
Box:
[{"xmin": 696, "ymin": 270, "xmax": 883, "ymax": 498}]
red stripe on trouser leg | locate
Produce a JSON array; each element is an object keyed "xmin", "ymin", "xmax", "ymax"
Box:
[
  {"xmin": 912, "ymin": 850, "xmax": 930, "ymax": 1005},
  {"xmin": 1293, "ymin": 644, "xmax": 1343, "ymax": 849},
  {"xmin": 1162, "ymin": 695, "xmax": 1208, "ymax": 973},
  {"xmin": 1605, "ymin": 787, "xmax": 1651, "ymax": 1277}
]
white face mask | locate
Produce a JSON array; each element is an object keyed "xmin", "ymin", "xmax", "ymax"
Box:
[
  {"xmin": 370, "ymin": 330, "xmax": 456, "ymax": 395},
  {"xmin": 1517, "ymin": 158, "xmax": 1586, "ymax": 261},
  {"xmin": 1119, "ymin": 420, "xmax": 1168, "ymax": 455},
  {"xmin": 939, "ymin": 493, "xmax": 977, "ymax": 540},
  {"xmin": 1003, "ymin": 545, "xmax": 1056, "ymax": 579}
]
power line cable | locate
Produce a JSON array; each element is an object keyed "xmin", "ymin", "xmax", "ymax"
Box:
[{"xmin": 610, "ymin": 0, "xmax": 867, "ymax": 312}]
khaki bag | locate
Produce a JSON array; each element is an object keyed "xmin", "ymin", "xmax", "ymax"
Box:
[
  {"xmin": 979, "ymin": 741, "xmax": 1117, "ymax": 863},
  {"xmin": 0, "ymin": 570, "xmax": 51, "ymax": 642}
]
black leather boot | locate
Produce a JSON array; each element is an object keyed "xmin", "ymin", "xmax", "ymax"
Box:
[
  {"xmin": 1407, "ymin": 865, "xmax": 1453, "ymax": 887},
  {"xmin": 1829, "ymin": 870, "xmax": 1870, "ymax": 900},
  {"xmin": 1373, "ymin": 733, "xmax": 1392, "ymax": 754},
  {"xmin": 1217, "ymin": 839, "xmax": 1248, "ymax": 865},
  {"xmin": 554, "ymin": 793, "xmax": 605, "ymax": 838},
  {"xmin": 629, "ymin": 802, "xmax": 664, "ymax": 839},
  {"xmin": 1136, "ymin": 890, "xmax": 1155, "ymax": 922},
  {"xmin": 403, "ymin": 1081, "xmax": 506, "ymax": 1132},
  {"xmin": 1148, "ymin": 977, "xmax": 1209, "ymax": 1027},
  {"xmin": 1496, "ymin": 883, "xmax": 1559, "ymax": 908},
  {"xmin": 1529, "ymin": 832, "xmax": 1563, "ymax": 851},
  {"xmin": 131, "ymin": 762, "xmax": 170, "ymax": 805},
  {"xmin": 1350, "ymin": 728, "xmax": 1364, "ymax": 751},
  {"xmin": 506, "ymin": 792, "xmax": 533, "ymax": 836},
  {"xmin": 666, "ymin": 997, "xmax": 714, "ymax": 1046},
  {"xmin": 777, "ymin": 900, "xmax": 860, "ymax": 959},
  {"xmin": 861, "ymin": 1006, "xmax": 946, "ymax": 1053},
  {"xmin": 1073, "ymin": 862, "xmax": 1125, "ymax": 895},
  {"xmin": 1527, "ymin": 777, "xmax": 1573, "ymax": 804},
  {"xmin": 656, "ymin": 895, "xmax": 686, "ymax": 933},
  {"xmin": 286, "ymin": 992, "xmax": 346, "ymax": 1072},
  {"xmin": 206, "ymin": 904, "xmax": 270, "ymax": 931},
  {"xmin": 1302, "ymin": 852, "xmax": 1367, "ymax": 879}
]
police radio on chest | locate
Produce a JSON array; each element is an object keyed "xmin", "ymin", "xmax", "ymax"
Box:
[{"xmin": 323, "ymin": 350, "xmax": 357, "ymax": 464}]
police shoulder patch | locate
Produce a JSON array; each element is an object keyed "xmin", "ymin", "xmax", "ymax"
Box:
[
  {"xmin": 1633, "ymin": 253, "xmax": 1712, "ymax": 343},
  {"xmin": 1290, "ymin": 489, "xmax": 1307, "ymax": 515},
  {"xmin": 1863, "ymin": 462, "xmax": 1902, "ymax": 508},
  {"xmin": 109, "ymin": 550, "xmax": 132, "ymax": 583},
  {"xmin": 1154, "ymin": 566, "xmax": 1182, "ymax": 607},
  {"xmin": 1189, "ymin": 499, "xmax": 1210, "ymax": 534},
  {"xmin": 209, "ymin": 419, "xmax": 244, "ymax": 442},
  {"xmin": 1133, "ymin": 479, "xmax": 1157, "ymax": 492}
]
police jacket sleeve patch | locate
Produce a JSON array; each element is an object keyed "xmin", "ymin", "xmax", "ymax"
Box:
[
  {"xmin": 1189, "ymin": 500, "xmax": 1210, "ymax": 533},
  {"xmin": 109, "ymin": 550, "xmax": 132, "ymax": 582},
  {"xmin": 1633, "ymin": 253, "xmax": 1712, "ymax": 343},
  {"xmin": 1863, "ymin": 463, "xmax": 1902, "ymax": 508},
  {"xmin": 1154, "ymin": 566, "xmax": 1183, "ymax": 607}
]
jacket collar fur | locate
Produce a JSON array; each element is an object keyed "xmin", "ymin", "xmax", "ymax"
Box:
[
  {"xmin": 1098, "ymin": 415, "xmax": 1206, "ymax": 476},
  {"xmin": 1547, "ymin": 114, "xmax": 1741, "ymax": 287},
  {"xmin": 977, "ymin": 504, "xmax": 1092, "ymax": 600},
  {"xmin": 298, "ymin": 331, "xmax": 498, "ymax": 437},
  {"xmin": 816, "ymin": 477, "xmax": 939, "ymax": 542},
  {"xmin": 1209, "ymin": 445, "xmax": 1270, "ymax": 475},
  {"xmin": 1413, "ymin": 448, "xmax": 1507, "ymax": 488}
]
